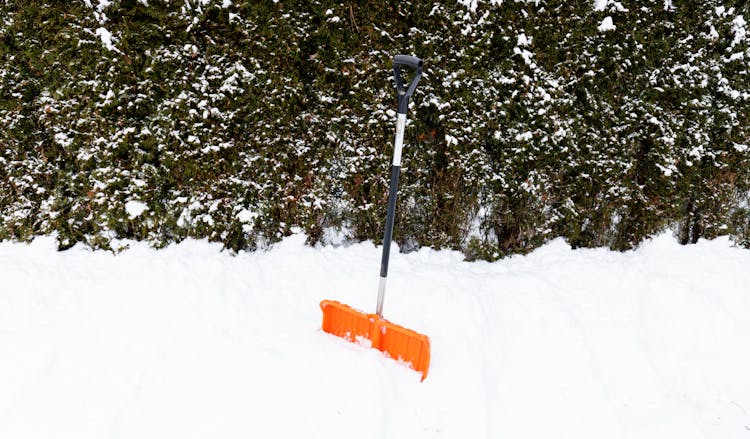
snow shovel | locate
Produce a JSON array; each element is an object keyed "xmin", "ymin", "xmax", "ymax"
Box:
[{"xmin": 320, "ymin": 55, "xmax": 430, "ymax": 381}]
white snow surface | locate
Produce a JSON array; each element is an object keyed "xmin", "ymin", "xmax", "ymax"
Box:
[
  {"xmin": 124, "ymin": 200, "xmax": 148, "ymax": 219},
  {"xmin": 1, "ymin": 233, "xmax": 750, "ymax": 438},
  {"xmin": 598, "ymin": 16, "xmax": 616, "ymax": 32},
  {"xmin": 95, "ymin": 27, "xmax": 120, "ymax": 53}
]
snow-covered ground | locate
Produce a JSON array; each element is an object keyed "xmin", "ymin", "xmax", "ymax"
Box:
[{"xmin": 1, "ymin": 233, "xmax": 749, "ymax": 438}]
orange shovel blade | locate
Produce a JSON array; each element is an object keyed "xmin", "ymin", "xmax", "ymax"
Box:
[{"xmin": 320, "ymin": 300, "xmax": 431, "ymax": 381}]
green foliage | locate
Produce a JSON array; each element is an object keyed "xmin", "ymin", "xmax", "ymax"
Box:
[{"xmin": 1, "ymin": 0, "xmax": 749, "ymax": 256}]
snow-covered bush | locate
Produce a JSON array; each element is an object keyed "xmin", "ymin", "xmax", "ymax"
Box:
[{"xmin": 1, "ymin": 0, "xmax": 748, "ymax": 257}]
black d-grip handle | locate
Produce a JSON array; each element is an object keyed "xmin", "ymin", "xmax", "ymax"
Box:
[
  {"xmin": 394, "ymin": 54, "xmax": 423, "ymax": 70},
  {"xmin": 393, "ymin": 54, "xmax": 423, "ymax": 114}
]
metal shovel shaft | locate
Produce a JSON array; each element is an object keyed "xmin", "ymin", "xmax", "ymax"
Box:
[
  {"xmin": 376, "ymin": 113, "xmax": 406, "ymax": 317},
  {"xmin": 376, "ymin": 54, "xmax": 422, "ymax": 317}
]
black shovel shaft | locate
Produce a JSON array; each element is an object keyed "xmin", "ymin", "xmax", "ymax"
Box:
[
  {"xmin": 379, "ymin": 165, "xmax": 401, "ymax": 278},
  {"xmin": 376, "ymin": 112, "xmax": 406, "ymax": 317},
  {"xmin": 376, "ymin": 55, "xmax": 422, "ymax": 317}
]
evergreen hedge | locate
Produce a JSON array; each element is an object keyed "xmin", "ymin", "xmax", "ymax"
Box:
[{"xmin": 1, "ymin": 0, "xmax": 749, "ymax": 258}]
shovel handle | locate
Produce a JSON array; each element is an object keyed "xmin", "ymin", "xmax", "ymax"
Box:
[
  {"xmin": 393, "ymin": 54, "xmax": 423, "ymax": 114},
  {"xmin": 394, "ymin": 55, "xmax": 423, "ymax": 70}
]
